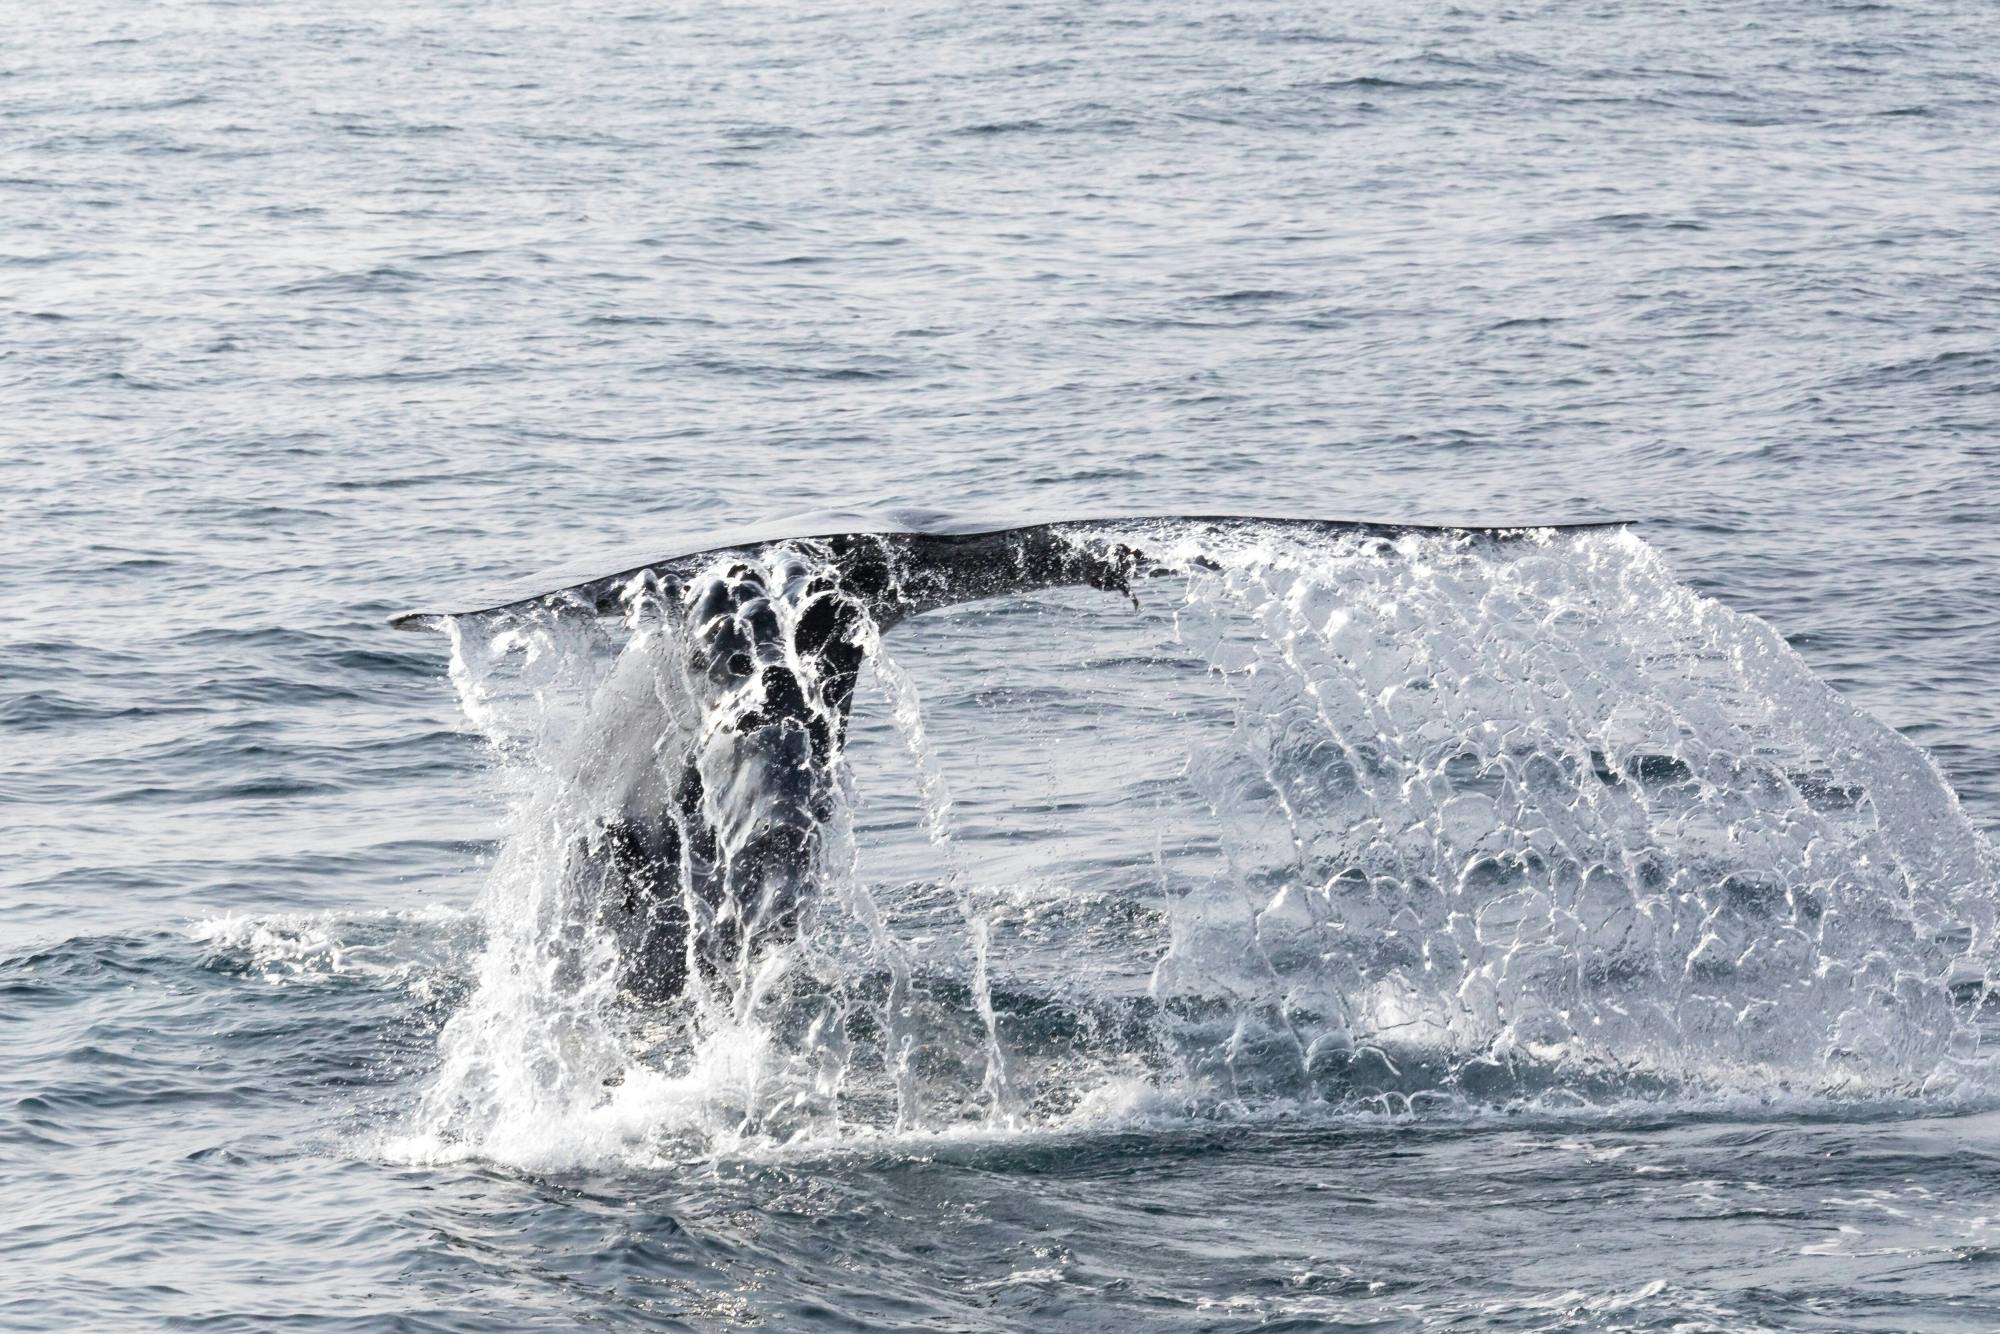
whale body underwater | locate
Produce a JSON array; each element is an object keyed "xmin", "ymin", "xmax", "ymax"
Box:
[{"xmin": 396, "ymin": 513, "xmax": 1619, "ymax": 1002}]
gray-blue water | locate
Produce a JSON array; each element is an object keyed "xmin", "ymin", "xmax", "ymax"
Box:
[{"xmin": 5, "ymin": 1, "xmax": 2000, "ymax": 1328}]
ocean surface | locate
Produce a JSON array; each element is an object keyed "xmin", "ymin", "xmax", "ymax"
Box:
[{"xmin": 4, "ymin": 1, "xmax": 1999, "ymax": 1329}]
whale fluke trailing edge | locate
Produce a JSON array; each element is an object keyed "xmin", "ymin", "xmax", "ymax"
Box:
[
  {"xmin": 390, "ymin": 511, "xmax": 1625, "ymax": 629},
  {"xmin": 395, "ymin": 512, "xmax": 1628, "ymax": 1001}
]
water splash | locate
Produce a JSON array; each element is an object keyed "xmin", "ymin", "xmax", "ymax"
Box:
[
  {"xmin": 394, "ymin": 524, "xmax": 1999, "ymax": 1169},
  {"xmin": 191, "ymin": 906, "xmax": 473, "ymax": 994},
  {"xmin": 1137, "ymin": 524, "xmax": 1996, "ymax": 1113}
]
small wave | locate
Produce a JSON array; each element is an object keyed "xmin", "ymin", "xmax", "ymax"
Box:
[
  {"xmin": 1314, "ymin": 76, "xmax": 1423, "ymax": 91},
  {"xmin": 293, "ymin": 364, "xmax": 522, "ymax": 387},
  {"xmin": 581, "ymin": 313, "xmax": 721, "ymax": 328},
  {"xmin": 951, "ymin": 119, "xmax": 1048, "ymax": 136},
  {"xmin": 106, "ymin": 94, "xmax": 210, "ymax": 113},
  {"xmin": 1587, "ymin": 211, "xmax": 1710, "ymax": 232},
  {"xmin": 1200, "ymin": 289, "xmax": 1295, "ymax": 305},
  {"xmin": 190, "ymin": 905, "xmax": 477, "ymax": 990},
  {"xmin": 278, "ymin": 266, "xmax": 424, "ymax": 296},
  {"xmin": 677, "ymin": 354, "xmax": 909, "ymax": 383},
  {"xmin": 1844, "ymin": 347, "xmax": 1995, "ymax": 389}
]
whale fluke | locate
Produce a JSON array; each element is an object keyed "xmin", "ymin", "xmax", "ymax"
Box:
[
  {"xmin": 389, "ymin": 512, "xmax": 1627, "ymax": 630},
  {"xmin": 399, "ymin": 512, "xmax": 1628, "ymax": 1002}
]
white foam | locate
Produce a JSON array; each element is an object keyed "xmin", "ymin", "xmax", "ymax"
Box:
[
  {"xmin": 190, "ymin": 905, "xmax": 475, "ymax": 988},
  {"xmin": 387, "ymin": 525, "xmax": 2000, "ymax": 1171}
]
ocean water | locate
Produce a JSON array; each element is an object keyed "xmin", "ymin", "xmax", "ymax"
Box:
[{"xmin": 4, "ymin": 1, "xmax": 1999, "ymax": 1329}]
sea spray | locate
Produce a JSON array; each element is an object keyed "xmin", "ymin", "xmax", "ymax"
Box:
[
  {"xmin": 1137, "ymin": 524, "xmax": 1997, "ymax": 1109},
  {"xmin": 398, "ymin": 524, "xmax": 2000, "ymax": 1168}
]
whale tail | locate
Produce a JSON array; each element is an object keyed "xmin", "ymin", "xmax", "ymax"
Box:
[
  {"xmin": 400, "ymin": 514, "xmax": 1628, "ymax": 1001},
  {"xmin": 389, "ymin": 512, "xmax": 1626, "ymax": 630}
]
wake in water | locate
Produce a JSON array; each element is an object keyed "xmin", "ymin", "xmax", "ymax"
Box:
[{"xmin": 393, "ymin": 521, "xmax": 2000, "ymax": 1169}]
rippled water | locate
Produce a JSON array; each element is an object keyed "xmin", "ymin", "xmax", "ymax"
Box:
[{"xmin": 5, "ymin": 1, "xmax": 1999, "ymax": 1328}]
